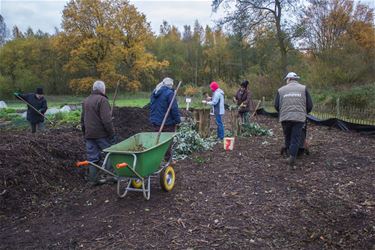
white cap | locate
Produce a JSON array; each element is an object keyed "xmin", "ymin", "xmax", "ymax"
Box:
[{"xmin": 284, "ymin": 72, "xmax": 300, "ymax": 80}]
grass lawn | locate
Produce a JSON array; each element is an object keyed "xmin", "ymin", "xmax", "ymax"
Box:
[{"xmin": 3, "ymin": 92, "xmax": 210, "ymax": 110}]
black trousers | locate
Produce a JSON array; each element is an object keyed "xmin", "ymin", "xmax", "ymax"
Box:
[{"xmin": 281, "ymin": 121, "xmax": 304, "ymax": 159}]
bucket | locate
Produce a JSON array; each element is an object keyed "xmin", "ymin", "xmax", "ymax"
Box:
[{"xmin": 224, "ymin": 137, "xmax": 235, "ymax": 151}]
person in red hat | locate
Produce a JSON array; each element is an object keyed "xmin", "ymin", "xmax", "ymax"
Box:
[{"xmin": 203, "ymin": 81, "xmax": 225, "ymax": 140}]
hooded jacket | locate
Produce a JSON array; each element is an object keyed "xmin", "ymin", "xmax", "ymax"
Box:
[
  {"xmin": 208, "ymin": 88, "xmax": 225, "ymax": 115},
  {"xmin": 81, "ymin": 90, "xmax": 114, "ymax": 139},
  {"xmin": 150, "ymin": 86, "xmax": 181, "ymax": 126},
  {"xmin": 18, "ymin": 93, "xmax": 48, "ymax": 124}
]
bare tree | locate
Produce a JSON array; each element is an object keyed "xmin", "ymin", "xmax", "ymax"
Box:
[
  {"xmin": 212, "ymin": 0, "xmax": 302, "ymax": 74},
  {"xmin": 302, "ymin": 0, "xmax": 374, "ymax": 52}
]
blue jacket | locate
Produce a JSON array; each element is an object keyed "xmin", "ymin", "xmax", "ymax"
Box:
[
  {"xmin": 208, "ymin": 88, "xmax": 225, "ymax": 115},
  {"xmin": 150, "ymin": 86, "xmax": 181, "ymax": 126}
]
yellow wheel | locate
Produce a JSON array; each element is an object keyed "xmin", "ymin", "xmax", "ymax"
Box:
[
  {"xmin": 131, "ymin": 179, "xmax": 143, "ymax": 189},
  {"xmin": 160, "ymin": 165, "xmax": 175, "ymax": 192}
]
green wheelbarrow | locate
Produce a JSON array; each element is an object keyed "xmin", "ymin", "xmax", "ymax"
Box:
[{"xmin": 76, "ymin": 132, "xmax": 177, "ymax": 200}]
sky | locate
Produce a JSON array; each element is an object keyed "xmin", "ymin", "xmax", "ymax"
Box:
[
  {"xmin": 0, "ymin": 0, "xmax": 373, "ymax": 36},
  {"xmin": 0, "ymin": 0, "xmax": 221, "ymax": 35}
]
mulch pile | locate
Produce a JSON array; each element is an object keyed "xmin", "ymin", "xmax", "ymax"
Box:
[
  {"xmin": 0, "ymin": 108, "xmax": 374, "ymax": 249},
  {"xmin": 0, "ymin": 107, "xmax": 152, "ymax": 214}
]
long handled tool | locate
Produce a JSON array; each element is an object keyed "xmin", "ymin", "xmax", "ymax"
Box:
[
  {"xmin": 15, "ymin": 94, "xmax": 54, "ymax": 125},
  {"xmin": 111, "ymin": 80, "xmax": 120, "ymax": 115},
  {"xmin": 156, "ymin": 81, "xmax": 182, "ymax": 144},
  {"xmin": 251, "ymin": 100, "xmax": 262, "ymax": 118}
]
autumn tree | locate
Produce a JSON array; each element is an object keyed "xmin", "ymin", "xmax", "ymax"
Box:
[
  {"xmin": 302, "ymin": 0, "xmax": 375, "ymax": 85},
  {"xmin": 56, "ymin": 0, "xmax": 167, "ymax": 93},
  {"xmin": 213, "ymin": 0, "xmax": 303, "ymax": 75}
]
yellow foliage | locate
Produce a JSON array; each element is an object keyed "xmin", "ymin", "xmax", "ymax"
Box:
[
  {"xmin": 183, "ymin": 85, "xmax": 200, "ymax": 96},
  {"xmin": 56, "ymin": 0, "xmax": 167, "ymax": 93}
]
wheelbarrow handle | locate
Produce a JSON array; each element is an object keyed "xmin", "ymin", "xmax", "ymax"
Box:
[
  {"xmin": 116, "ymin": 162, "xmax": 128, "ymax": 169},
  {"xmin": 76, "ymin": 161, "xmax": 90, "ymax": 167},
  {"xmin": 75, "ymin": 160, "xmax": 117, "ymax": 177}
]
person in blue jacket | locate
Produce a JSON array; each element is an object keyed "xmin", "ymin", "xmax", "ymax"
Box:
[
  {"xmin": 14, "ymin": 87, "xmax": 48, "ymax": 133},
  {"xmin": 203, "ymin": 81, "xmax": 225, "ymax": 140},
  {"xmin": 150, "ymin": 77, "xmax": 181, "ymax": 132}
]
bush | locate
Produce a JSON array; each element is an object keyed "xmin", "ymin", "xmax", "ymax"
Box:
[
  {"xmin": 183, "ymin": 84, "xmax": 201, "ymax": 96},
  {"xmin": 174, "ymin": 118, "xmax": 217, "ymax": 159}
]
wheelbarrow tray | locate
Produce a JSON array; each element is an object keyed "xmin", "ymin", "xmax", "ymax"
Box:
[{"xmin": 103, "ymin": 132, "xmax": 176, "ymax": 178}]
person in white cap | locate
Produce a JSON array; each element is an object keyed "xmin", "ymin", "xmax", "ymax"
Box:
[{"xmin": 274, "ymin": 72, "xmax": 313, "ymax": 167}]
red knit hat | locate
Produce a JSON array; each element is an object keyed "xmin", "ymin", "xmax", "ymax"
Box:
[{"xmin": 210, "ymin": 81, "xmax": 219, "ymax": 92}]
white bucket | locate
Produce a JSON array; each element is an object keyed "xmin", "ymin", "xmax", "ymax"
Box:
[{"xmin": 224, "ymin": 137, "xmax": 235, "ymax": 151}]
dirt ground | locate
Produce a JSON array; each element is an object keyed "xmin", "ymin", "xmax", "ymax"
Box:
[{"xmin": 0, "ymin": 108, "xmax": 374, "ymax": 249}]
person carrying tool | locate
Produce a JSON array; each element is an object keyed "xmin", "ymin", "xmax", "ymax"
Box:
[
  {"xmin": 81, "ymin": 80, "xmax": 116, "ymax": 185},
  {"xmin": 150, "ymin": 77, "xmax": 181, "ymax": 161},
  {"xmin": 233, "ymin": 80, "xmax": 255, "ymax": 125},
  {"xmin": 150, "ymin": 77, "xmax": 181, "ymax": 132},
  {"xmin": 274, "ymin": 72, "xmax": 313, "ymax": 167},
  {"xmin": 202, "ymin": 81, "xmax": 225, "ymax": 141},
  {"xmin": 14, "ymin": 87, "xmax": 48, "ymax": 133}
]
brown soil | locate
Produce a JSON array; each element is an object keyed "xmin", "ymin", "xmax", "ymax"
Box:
[{"xmin": 0, "ymin": 108, "xmax": 374, "ymax": 249}]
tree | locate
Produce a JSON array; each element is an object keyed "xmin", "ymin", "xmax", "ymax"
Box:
[
  {"xmin": 213, "ymin": 0, "xmax": 302, "ymax": 74},
  {"xmin": 302, "ymin": 0, "xmax": 375, "ymax": 85},
  {"xmin": 56, "ymin": 0, "xmax": 167, "ymax": 93},
  {"xmin": 0, "ymin": 15, "xmax": 7, "ymax": 46}
]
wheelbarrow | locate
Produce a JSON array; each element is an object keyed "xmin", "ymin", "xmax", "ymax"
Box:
[{"xmin": 76, "ymin": 132, "xmax": 177, "ymax": 200}]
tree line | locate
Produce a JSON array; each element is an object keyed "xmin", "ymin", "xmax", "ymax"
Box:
[{"xmin": 0, "ymin": 0, "xmax": 374, "ymax": 101}]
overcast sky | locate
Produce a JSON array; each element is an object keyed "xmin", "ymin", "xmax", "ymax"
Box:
[
  {"xmin": 0, "ymin": 0, "xmax": 373, "ymax": 35},
  {"xmin": 0, "ymin": 0, "xmax": 221, "ymax": 35}
]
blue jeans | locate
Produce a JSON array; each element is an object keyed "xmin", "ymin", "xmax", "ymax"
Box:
[
  {"xmin": 85, "ymin": 138, "xmax": 112, "ymax": 182},
  {"xmin": 281, "ymin": 121, "xmax": 304, "ymax": 159},
  {"xmin": 215, "ymin": 114, "xmax": 224, "ymax": 140}
]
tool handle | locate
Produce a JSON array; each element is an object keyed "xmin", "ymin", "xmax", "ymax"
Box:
[
  {"xmin": 76, "ymin": 161, "xmax": 90, "ymax": 167},
  {"xmin": 16, "ymin": 94, "xmax": 54, "ymax": 125},
  {"xmin": 156, "ymin": 81, "xmax": 182, "ymax": 144},
  {"xmin": 116, "ymin": 163, "xmax": 128, "ymax": 169}
]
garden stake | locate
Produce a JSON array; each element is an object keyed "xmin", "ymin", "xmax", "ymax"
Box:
[
  {"xmin": 15, "ymin": 94, "xmax": 54, "ymax": 125},
  {"xmin": 156, "ymin": 81, "xmax": 182, "ymax": 145}
]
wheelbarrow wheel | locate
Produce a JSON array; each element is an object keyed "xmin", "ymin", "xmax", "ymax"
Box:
[
  {"xmin": 131, "ymin": 179, "xmax": 143, "ymax": 189},
  {"xmin": 160, "ymin": 165, "xmax": 175, "ymax": 192}
]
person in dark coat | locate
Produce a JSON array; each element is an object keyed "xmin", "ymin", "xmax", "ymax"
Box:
[
  {"xmin": 14, "ymin": 87, "xmax": 48, "ymax": 133},
  {"xmin": 150, "ymin": 77, "xmax": 181, "ymax": 132},
  {"xmin": 274, "ymin": 72, "xmax": 313, "ymax": 167},
  {"xmin": 81, "ymin": 80, "xmax": 115, "ymax": 185},
  {"xmin": 233, "ymin": 80, "xmax": 254, "ymax": 125}
]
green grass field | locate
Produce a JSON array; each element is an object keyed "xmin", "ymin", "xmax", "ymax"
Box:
[{"xmin": 3, "ymin": 92, "xmax": 210, "ymax": 110}]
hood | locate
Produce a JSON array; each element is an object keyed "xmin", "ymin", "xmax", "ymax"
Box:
[
  {"xmin": 153, "ymin": 85, "xmax": 172, "ymax": 98},
  {"xmin": 215, "ymin": 88, "xmax": 224, "ymax": 95}
]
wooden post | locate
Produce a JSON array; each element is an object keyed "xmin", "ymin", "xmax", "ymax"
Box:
[{"xmin": 336, "ymin": 98, "xmax": 340, "ymax": 118}]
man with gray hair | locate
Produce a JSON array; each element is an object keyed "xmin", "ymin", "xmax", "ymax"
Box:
[
  {"xmin": 81, "ymin": 80, "xmax": 115, "ymax": 185},
  {"xmin": 274, "ymin": 72, "xmax": 313, "ymax": 167}
]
